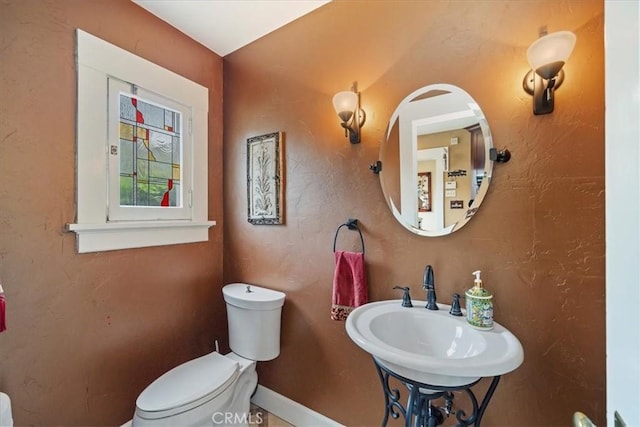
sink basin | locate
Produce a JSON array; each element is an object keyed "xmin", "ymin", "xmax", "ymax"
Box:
[{"xmin": 345, "ymin": 300, "xmax": 524, "ymax": 387}]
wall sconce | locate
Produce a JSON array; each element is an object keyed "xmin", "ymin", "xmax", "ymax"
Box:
[
  {"xmin": 333, "ymin": 82, "xmax": 366, "ymax": 144},
  {"xmin": 523, "ymin": 29, "xmax": 576, "ymax": 115}
]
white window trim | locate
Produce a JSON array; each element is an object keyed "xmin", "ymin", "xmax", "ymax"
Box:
[{"xmin": 67, "ymin": 29, "xmax": 215, "ymax": 253}]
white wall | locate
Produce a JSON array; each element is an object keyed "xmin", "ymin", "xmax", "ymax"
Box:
[{"xmin": 605, "ymin": 1, "xmax": 640, "ymax": 426}]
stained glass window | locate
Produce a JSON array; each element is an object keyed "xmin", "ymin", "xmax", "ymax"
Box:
[
  {"xmin": 119, "ymin": 94, "xmax": 181, "ymax": 208},
  {"xmin": 70, "ymin": 30, "xmax": 213, "ymax": 253}
]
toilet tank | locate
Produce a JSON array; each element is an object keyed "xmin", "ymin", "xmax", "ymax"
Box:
[{"xmin": 222, "ymin": 283, "xmax": 286, "ymax": 361}]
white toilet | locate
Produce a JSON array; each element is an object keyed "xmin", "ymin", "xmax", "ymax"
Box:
[{"xmin": 132, "ymin": 283, "xmax": 285, "ymax": 427}]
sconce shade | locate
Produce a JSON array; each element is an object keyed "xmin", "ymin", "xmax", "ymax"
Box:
[
  {"xmin": 527, "ymin": 30, "xmax": 576, "ymax": 79},
  {"xmin": 333, "ymin": 91, "xmax": 358, "ymax": 122}
]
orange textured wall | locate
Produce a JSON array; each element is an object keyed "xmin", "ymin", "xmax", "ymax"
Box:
[
  {"xmin": 0, "ymin": 0, "xmax": 224, "ymax": 425},
  {"xmin": 223, "ymin": 1, "xmax": 604, "ymax": 426}
]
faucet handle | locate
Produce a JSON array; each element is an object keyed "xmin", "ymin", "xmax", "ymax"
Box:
[
  {"xmin": 393, "ymin": 286, "xmax": 413, "ymax": 308},
  {"xmin": 449, "ymin": 293, "xmax": 463, "ymax": 316}
]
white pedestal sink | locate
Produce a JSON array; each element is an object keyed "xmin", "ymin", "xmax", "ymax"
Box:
[
  {"xmin": 345, "ymin": 300, "xmax": 524, "ymax": 387},
  {"xmin": 346, "ymin": 299, "xmax": 524, "ymax": 426}
]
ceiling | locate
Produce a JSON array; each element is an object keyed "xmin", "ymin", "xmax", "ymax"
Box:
[{"xmin": 132, "ymin": 0, "xmax": 331, "ymax": 57}]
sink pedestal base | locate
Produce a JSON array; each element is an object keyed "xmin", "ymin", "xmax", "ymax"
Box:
[{"xmin": 372, "ymin": 357, "xmax": 501, "ymax": 427}]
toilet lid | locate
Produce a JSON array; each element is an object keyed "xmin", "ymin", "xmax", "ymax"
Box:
[
  {"xmin": 136, "ymin": 352, "xmax": 239, "ymax": 413},
  {"xmin": 223, "ymin": 283, "xmax": 286, "ymax": 310}
]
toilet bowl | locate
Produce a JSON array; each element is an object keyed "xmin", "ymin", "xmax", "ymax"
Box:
[
  {"xmin": 0, "ymin": 393, "xmax": 13, "ymax": 427},
  {"xmin": 132, "ymin": 283, "xmax": 285, "ymax": 427}
]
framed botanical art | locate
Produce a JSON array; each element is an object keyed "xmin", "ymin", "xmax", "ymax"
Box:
[{"xmin": 247, "ymin": 132, "xmax": 284, "ymax": 225}]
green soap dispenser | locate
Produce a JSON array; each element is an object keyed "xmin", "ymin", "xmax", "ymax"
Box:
[{"xmin": 465, "ymin": 270, "xmax": 493, "ymax": 330}]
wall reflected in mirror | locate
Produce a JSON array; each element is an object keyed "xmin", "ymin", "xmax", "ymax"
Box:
[{"xmin": 379, "ymin": 84, "xmax": 494, "ymax": 237}]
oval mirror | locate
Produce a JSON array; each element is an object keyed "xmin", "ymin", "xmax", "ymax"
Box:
[{"xmin": 380, "ymin": 84, "xmax": 494, "ymax": 236}]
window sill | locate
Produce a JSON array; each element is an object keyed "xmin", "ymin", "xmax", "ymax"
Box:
[{"xmin": 66, "ymin": 220, "xmax": 216, "ymax": 253}]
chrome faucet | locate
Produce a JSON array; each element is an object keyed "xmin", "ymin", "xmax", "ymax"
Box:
[{"xmin": 423, "ymin": 265, "xmax": 438, "ymax": 310}]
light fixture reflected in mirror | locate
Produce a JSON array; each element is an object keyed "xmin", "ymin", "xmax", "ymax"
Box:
[
  {"xmin": 333, "ymin": 82, "xmax": 366, "ymax": 144},
  {"xmin": 523, "ymin": 29, "xmax": 576, "ymax": 115}
]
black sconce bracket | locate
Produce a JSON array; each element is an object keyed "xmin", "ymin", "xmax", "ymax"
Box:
[
  {"xmin": 490, "ymin": 148, "xmax": 511, "ymax": 163},
  {"xmin": 523, "ymin": 69, "xmax": 565, "ymax": 115},
  {"xmin": 345, "ymin": 218, "xmax": 359, "ymax": 230},
  {"xmin": 369, "ymin": 160, "xmax": 382, "ymax": 174},
  {"xmin": 342, "ymin": 109, "xmax": 367, "ymax": 144}
]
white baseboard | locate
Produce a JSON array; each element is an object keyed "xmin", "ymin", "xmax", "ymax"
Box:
[{"xmin": 251, "ymin": 385, "xmax": 343, "ymax": 427}]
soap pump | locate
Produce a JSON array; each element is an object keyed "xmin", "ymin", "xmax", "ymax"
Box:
[{"xmin": 465, "ymin": 270, "xmax": 493, "ymax": 330}]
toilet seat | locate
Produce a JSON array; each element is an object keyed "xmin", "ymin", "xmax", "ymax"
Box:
[{"xmin": 135, "ymin": 352, "xmax": 239, "ymax": 420}]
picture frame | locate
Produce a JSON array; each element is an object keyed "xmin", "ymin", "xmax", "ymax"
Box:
[
  {"xmin": 450, "ymin": 200, "xmax": 464, "ymax": 209},
  {"xmin": 247, "ymin": 132, "xmax": 284, "ymax": 225},
  {"xmin": 417, "ymin": 172, "xmax": 431, "ymax": 212}
]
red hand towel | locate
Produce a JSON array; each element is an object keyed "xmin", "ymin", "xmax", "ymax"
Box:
[
  {"xmin": 0, "ymin": 284, "xmax": 6, "ymax": 332},
  {"xmin": 331, "ymin": 250, "xmax": 368, "ymax": 321}
]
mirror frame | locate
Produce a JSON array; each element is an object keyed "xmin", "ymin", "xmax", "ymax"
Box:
[{"xmin": 379, "ymin": 83, "xmax": 494, "ymax": 237}]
